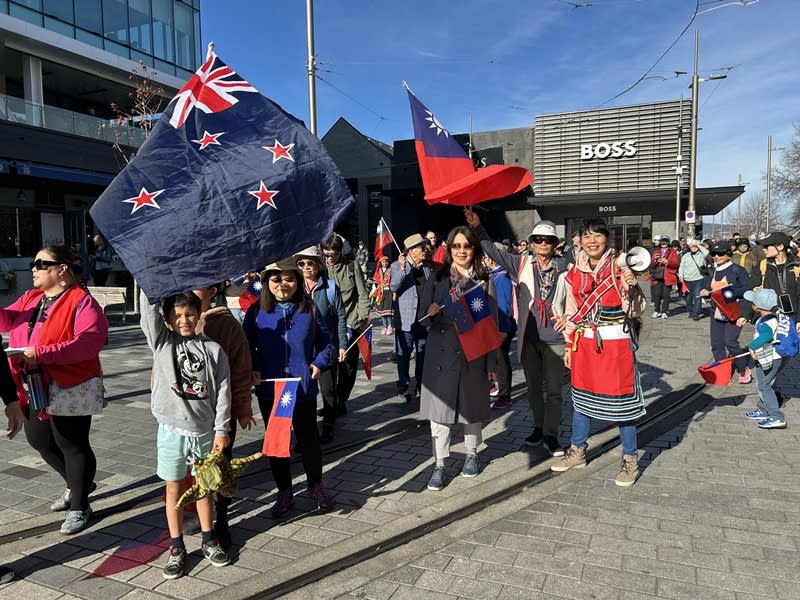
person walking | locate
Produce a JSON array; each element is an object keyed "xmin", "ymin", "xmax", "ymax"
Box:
[
  {"xmin": 391, "ymin": 234, "xmax": 434, "ymax": 401},
  {"xmin": 649, "ymin": 236, "xmax": 679, "ymax": 318},
  {"xmin": 466, "ymin": 210, "xmax": 569, "ymax": 455},
  {"xmin": 678, "ymin": 239, "xmax": 709, "ymax": 320},
  {"xmin": 90, "ymin": 234, "xmax": 113, "ymax": 286},
  {"xmin": 0, "ymin": 246, "xmax": 107, "ymax": 534},
  {"xmin": 419, "ymin": 226, "xmax": 497, "ymax": 491},
  {"xmin": 550, "ymin": 218, "xmax": 646, "ymax": 487}
]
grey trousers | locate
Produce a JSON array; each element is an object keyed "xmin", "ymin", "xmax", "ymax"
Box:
[{"xmin": 430, "ymin": 421, "xmax": 482, "ymax": 463}]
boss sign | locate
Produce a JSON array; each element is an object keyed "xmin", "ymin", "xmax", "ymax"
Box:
[{"xmin": 580, "ymin": 140, "xmax": 638, "ymax": 161}]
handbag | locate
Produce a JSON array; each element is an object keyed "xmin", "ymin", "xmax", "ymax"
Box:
[{"xmin": 47, "ymin": 376, "xmax": 105, "ymax": 416}]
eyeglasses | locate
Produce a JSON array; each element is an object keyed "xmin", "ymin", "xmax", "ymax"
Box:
[
  {"xmin": 531, "ymin": 236, "xmax": 555, "ymax": 245},
  {"xmin": 296, "ymin": 260, "xmax": 317, "ymax": 268},
  {"xmin": 268, "ymin": 275, "xmax": 297, "ymax": 284},
  {"xmin": 450, "ymin": 243, "xmax": 473, "ymax": 250},
  {"xmin": 30, "ymin": 259, "xmax": 60, "ymax": 271},
  {"xmin": 322, "ymin": 251, "xmax": 341, "ymax": 258}
]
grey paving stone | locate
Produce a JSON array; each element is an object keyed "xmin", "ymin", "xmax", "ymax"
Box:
[
  {"xmin": 0, "ymin": 579, "xmax": 64, "ymax": 600},
  {"xmin": 410, "ymin": 553, "xmax": 452, "ymax": 572},
  {"xmin": 63, "ymin": 575, "xmax": 135, "ymax": 600},
  {"xmin": 414, "ymin": 570, "xmax": 455, "ymax": 593},
  {"xmin": 351, "ymin": 579, "xmax": 399, "ymax": 600},
  {"xmin": 476, "ymin": 562, "xmax": 546, "ymax": 591},
  {"xmin": 621, "ymin": 555, "xmax": 696, "ymax": 584},
  {"xmin": 446, "ymin": 575, "xmax": 503, "ymax": 600},
  {"xmin": 624, "ymin": 526, "xmax": 692, "ymax": 550},
  {"xmin": 696, "ymin": 568, "xmax": 779, "ymax": 596},
  {"xmin": 542, "ymin": 573, "xmax": 621, "ymax": 600},
  {"xmin": 383, "ymin": 565, "xmax": 425, "ymax": 586},
  {"xmin": 581, "ymin": 564, "xmax": 656, "ymax": 595},
  {"xmin": 494, "ymin": 533, "xmax": 555, "ymax": 556},
  {"xmin": 655, "ymin": 546, "xmax": 730, "ymax": 572},
  {"xmin": 386, "ymin": 584, "xmax": 455, "ymax": 600},
  {"xmin": 722, "ymin": 528, "xmax": 798, "ymax": 551},
  {"xmin": 25, "ymin": 562, "xmax": 86, "ymax": 588},
  {"xmin": 588, "ymin": 534, "xmax": 657, "ymax": 560},
  {"xmin": 656, "ymin": 578, "xmax": 737, "ymax": 600}
]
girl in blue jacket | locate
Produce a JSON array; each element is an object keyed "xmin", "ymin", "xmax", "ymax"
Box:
[{"xmin": 244, "ymin": 260, "xmax": 334, "ymax": 518}]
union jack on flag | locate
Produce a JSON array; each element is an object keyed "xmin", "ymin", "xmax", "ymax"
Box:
[{"xmin": 169, "ymin": 50, "xmax": 258, "ymax": 129}]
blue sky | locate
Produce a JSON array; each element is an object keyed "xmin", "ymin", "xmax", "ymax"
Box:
[{"xmin": 200, "ymin": 0, "xmax": 798, "ymax": 216}]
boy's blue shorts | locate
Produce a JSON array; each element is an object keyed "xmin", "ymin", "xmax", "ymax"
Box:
[{"xmin": 156, "ymin": 425, "xmax": 213, "ymax": 482}]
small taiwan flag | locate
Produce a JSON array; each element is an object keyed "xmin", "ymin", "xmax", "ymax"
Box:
[
  {"xmin": 374, "ymin": 218, "xmax": 395, "ymax": 260},
  {"xmin": 262, "ymin": 379, "xmax": 299, "ymax": 458},
  {"xmin": 443, "ymin": 282, "xmax": 502, "ymax": 361},
  {"xmin": 239, "ymin": 276, "xmax": 263, "ymax": 312},
  {"xmin": 356, "ymin": 326, "xmax": 373, "ymax": 380},
  {"xmin": 711, "ymin": 285, "xmax": 741, "ymax": 322}
]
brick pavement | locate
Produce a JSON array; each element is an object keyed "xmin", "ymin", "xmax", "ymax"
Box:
[{"xmin": 1, "ymin": 293, "xmax": 796, "ymax": 599}]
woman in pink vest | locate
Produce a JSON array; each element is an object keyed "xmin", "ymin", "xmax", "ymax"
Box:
[{"xmin": 0, "ymin": 245, "xmax": 108, "ymax": 535}]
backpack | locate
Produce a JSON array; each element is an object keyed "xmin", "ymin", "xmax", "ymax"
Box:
[{"xmin": 768, "ymin": 312, "xmax": 800, "ymax": 358}]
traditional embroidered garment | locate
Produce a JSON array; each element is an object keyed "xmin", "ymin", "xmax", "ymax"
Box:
[
  {"xmin": 565, "ymin": 250, "xmax": 645, "ymax": 422},
  {"xmin": 373, "ymin": 265, "xmax": 393, "ymax": 318}
]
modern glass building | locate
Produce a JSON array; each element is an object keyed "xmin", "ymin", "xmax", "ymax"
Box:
[
  {"xmin": 0, "ymin": 0, "xmax": 199, "ymax": 294},
  {"xmin": 0, "ymin": 0, "xmax": 201, "ymax": 78}
]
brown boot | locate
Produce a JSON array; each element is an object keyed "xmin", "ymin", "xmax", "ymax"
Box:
[
  {"xmin": 550, "ymin": 444, "xmax": 587, "ymax": 472},
  {"xmin": 615, "ymin": 454, "xmax": 639, "ymax": 487}
]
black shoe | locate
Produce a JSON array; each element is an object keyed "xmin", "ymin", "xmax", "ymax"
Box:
[
  {"xmin": 524, "ymin": 429, "xmax": 543, "ymax": 447},
  {"xmin": 319, "ymin": 425, "xmax": 334, "ymax": 444},
  {"xmin": 214, "ymin": 519, "xmax": 231, "ymax": 550},
  {"xmin": 0, "ymin": 566, "xmax": 14, "ymax": 584},
  {"xmin": 543, "ymin": 436, "xmax": 565, "ymax": 457}
]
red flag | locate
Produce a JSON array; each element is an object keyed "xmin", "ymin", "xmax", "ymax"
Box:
[
  {"xmin": 443, "ymin": 283, "xmax": 502, "ymax": 361},
  {"xmin": 406, "ymin": 86, "xmax": 532, "ymax": 205},
  {"xmin": 356, "ymin": 327, "xmax": 373, "ymax": 380},
  {"xmin": 262, "ymin": 379, "xmax": 299, "ymax": 458},
  {"xmin": 374, "ymin": 219, "xmax": 395, "ymax": 260},
  {"xmin": 239, "ymin": 276, "xmax": 263, "ymax": 312},
  {"xmin": 710, "ymin": 285, "xmax": 741, "ymax": 322}
]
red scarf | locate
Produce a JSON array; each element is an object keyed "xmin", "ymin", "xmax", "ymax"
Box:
[{"xmin": 30, "ymin": 286, "xmax": 103, "ymax": 388}]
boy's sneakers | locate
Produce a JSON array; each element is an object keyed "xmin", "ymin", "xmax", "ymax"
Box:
[
  {"xmin": 651, "ymin": 312, "xmax": 661, "ymax": 318},
  {"xmin": 738, "ymin": 367, "xmax": 752, "ymax": 384},
  {"xmin": 202, "ymin": 540, "xmax": 230, "ymax": 567},
  {"xmin": 757, "ymin": 417, "xmax": 787, "ymax": 429},
  {"xmin": 60, "ymin": 508, "xmax": 92, "ymax": 535},
  {"xmin": 745, "ymin": 409, "xmax": 769, "ymax": 420},
  {"xmin": 162, "ymin": 546, "xmax": 187, "ymax": 580}
]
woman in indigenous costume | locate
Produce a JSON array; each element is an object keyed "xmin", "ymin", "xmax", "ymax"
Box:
[
  {"xmin": 372, "ymin": 255, "xmax": 394, "ymax": 335},
  {"xmin": 0, "ymin": 245, "xmax": 107, "ymax": 533},
  {"xmin": 550, "ymin": 218, "xmax": 646, "ymax": 487}
]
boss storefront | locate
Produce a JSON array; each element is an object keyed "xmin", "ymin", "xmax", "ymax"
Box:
[{"xmin": 531, "ymin": 99, "xmax": 744, "ymax": 249}]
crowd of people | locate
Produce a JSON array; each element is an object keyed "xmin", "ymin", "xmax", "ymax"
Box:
[{"xmin": 2, "ymin": 223, "xmax": 798, "ymax": 582}]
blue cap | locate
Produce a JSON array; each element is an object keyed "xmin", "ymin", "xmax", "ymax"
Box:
[{"xmin": 744, "ymin": 288, "xmax": 778, "ymax": 311}]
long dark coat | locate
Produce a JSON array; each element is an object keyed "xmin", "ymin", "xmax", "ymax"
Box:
[{"xmin": 418, "ymin": 274, "xmax": 496, "ymax": 425}]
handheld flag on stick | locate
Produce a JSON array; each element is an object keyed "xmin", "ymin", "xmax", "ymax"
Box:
[
  {"xmin": 443, "ymin": 283, "xmax": 502, "ymax": 361},
  {"xmin": 262, "ymin": 378, "xmax": 300, "ymax": 458},
  {"xmin": 355, "ymin": 326, "xmax": 373, "ymax": 380},
  {"xmin": 697, "ymin": 351, "xmax": 749, "ymax": 386},
  {"xmin": 374, "ymin": 218, "xmax": 397, "ymax": 260},
  {"xmin": 238, "ymin": 275, "xmax": 262, "ymax": 312},
  {"xmin": 90, "ymin": 49, "xmax": 354, "ymax": 303},
  {"xmin": 710, "ymin": 285, "xmax": 741, "ymax": 322},
  {"xmin": 405, "ymin": 83, "xmax": 532, "ymax": 206}
]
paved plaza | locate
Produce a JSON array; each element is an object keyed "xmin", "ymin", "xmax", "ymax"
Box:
[{"xmin": 0, "ymin": 294, "xmax": 798, "ymax": 600}]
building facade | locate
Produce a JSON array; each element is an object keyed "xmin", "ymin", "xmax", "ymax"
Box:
[{"xmin": 0, "ymin": 0, "xmax": 195, "ymax": 291}]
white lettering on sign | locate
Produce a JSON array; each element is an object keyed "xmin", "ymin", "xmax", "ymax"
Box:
[
  {"xmin": 598, "ymin": 205, "xmax": 617, "ymax": 213},
  {"xmin": 580, "ymin": 140, "xmax": 638, "ymax": 161}
]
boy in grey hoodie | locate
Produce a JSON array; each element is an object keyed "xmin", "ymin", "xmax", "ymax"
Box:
[{"xmin": 141, "ymin": 291, "xmax": 232, "ymax": 579}]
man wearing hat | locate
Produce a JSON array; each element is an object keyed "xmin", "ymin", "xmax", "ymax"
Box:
[
  {"xmin": 699, "ymin": 240, "xmax": 752, "ymax": 384},
  {"xmin": 733, "ymin": 239, "xmax": 756, "ymax": 274},
  {"xmin": 678, "ymin": 238, "xmax": 709, "ymax": 320},
  {"xmin": 465, "ymin": 210, "xmax": 569, "ymax": 456},
  {"xmin": 648, "ymin": 236, "xmax": 680, "ymax": 319},
  {"xmin": 390, "ymin": 233, "xmax": 434, "ymax": 401},
  {"xmin": 751, "ymin": 232, "xmax": 800, "ymax": 321}
]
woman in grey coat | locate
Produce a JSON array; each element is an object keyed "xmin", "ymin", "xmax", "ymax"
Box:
[{"xmin": 419, "ymin": 226, "xmax": 497, "ymax": 491}]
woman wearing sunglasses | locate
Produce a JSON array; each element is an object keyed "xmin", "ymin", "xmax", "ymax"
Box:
[
  {"xmin": 243, "ymin": 259, "xmax": 335, "ymax": 518},
  {"xmin": 418, "ymin": 226, "xmax": 497, "ymax": 491},
  {"xmin": 0, "ymin": 245, "xmax": 108, "ymax": 534},
  {"xmin": 550, "ymin": 218, "xmax": 646, "ymax": 487}
]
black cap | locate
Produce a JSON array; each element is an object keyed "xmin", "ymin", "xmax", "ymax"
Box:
[
  {"xmin": 711, "ymin": 240, "xmax": 732, "ymax": 253},
  {"xmin": 758, "ymin": 232, "xmax": 791, "ymax": 248}
]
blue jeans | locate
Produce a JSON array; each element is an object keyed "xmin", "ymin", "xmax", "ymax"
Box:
[
  {"xmin": 571, "ymin": 410, "xmax": 638, "ymax": 457},
  {"xmin": 756, "ymin": 357, "xmax": 785, "ymax": 420},
  {"xmin": 395, "ymin": 322, "xmax": 427, "ymax": 393},
  {"xmin": 685, "ymin": 278, "xmax": 704, "ymax": 317}
]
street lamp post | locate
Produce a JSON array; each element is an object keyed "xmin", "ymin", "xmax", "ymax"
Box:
[
  {"xmin": 765, "ymin": 135, "xmax": 784, "ymax": 232},
  {"xmin": 305, "ymin": 0, "xmax": 317, "ymax": 135}
]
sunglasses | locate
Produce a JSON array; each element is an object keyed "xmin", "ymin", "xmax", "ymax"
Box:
[
  {"xmin": 322, "ymin": 251, "xmax": 341, "ymax": 258},
  {"xmin": 30, "ymin": 259, "xmax": 61, "ymax": 271},
  {"xmin": 268, "ymin": 275, "xmax": 297, "ymax": 284},
  {"xmin": 296, "ymin": 260, "xmax": 317, "ymax": 268},
  {"xmin": 450, "ymin": 243, "xmax": 474, "ymax": 251},
  {"xmin": 710, "ymin": 251, "xmax": 728, "ymax": 257},
  {"xmin": 531, "ymin": 236, "xmax": 555, "ymax": 245}
]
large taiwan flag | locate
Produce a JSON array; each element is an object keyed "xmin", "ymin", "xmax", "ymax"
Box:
[
  {"xmin": 405, "ymin": 85, "xmax": 532, "ymax": 206},
  {"xmin": 262, "ymin": 379, "xmax": 299, "ymax": 458},
  {"xmin": 711, "ymin": 285, "xmax": 741, "ymax": 322},
  {"xmin": 90, "ymin": 48, "xmax": 354, "ymax": 302},
  {"xmin": 443, "ymin": 282, "xmax": 502, "ymax": 361}
]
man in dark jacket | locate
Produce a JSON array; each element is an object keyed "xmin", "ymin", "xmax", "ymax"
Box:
[{"xmin": 750, "ymin": 232, "xmax": 800, "ymax": 320}]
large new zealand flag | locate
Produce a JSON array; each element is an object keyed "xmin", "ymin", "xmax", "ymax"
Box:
[{"xmin": 90, "ymin": 50, "xmax": 354, "ymax": 302}]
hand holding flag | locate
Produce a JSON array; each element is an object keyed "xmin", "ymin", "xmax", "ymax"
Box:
[{"xmin": 443, "ymin": 282, "xmax": 502, "ymax": 361}]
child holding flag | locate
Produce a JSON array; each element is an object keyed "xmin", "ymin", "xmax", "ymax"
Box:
[
  {"xmin": 738, "ymin": 288, "xmax": 787, "ymax": 429},
  {"xmin": 243, "ymin": 260, "xmax": 335, "ymax": 518},
  {"xmin": 140, "ymin": 291, "xmax": 232, "ymax": 579}
]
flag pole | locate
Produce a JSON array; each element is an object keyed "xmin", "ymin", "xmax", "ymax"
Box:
[
  {"xmin": 345, "ymin": 323, "xmax": 374, "ymax": 354},
  {"xmin": 259, "ymin": 377, "xmax": 303, "ymax": 383},
  {"xmin": 382, "ymin": 217, "xmax": 402, "ymax": 254}
]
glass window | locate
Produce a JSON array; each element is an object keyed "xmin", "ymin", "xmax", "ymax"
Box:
[
  {"xmin": 155, "ymin": 57, "xmax": 176, "ymax": 76},
  {"xmin": 9, "ymin": 3, "xmax": 43, "ymax": 25},
  {"xmin": 151, "ymin": 0, "xmax": 174, "ymax": 62},
  {"xmin": 193, "ymin": 9, "xmax": 201, "ymax": 69},
  {"xmin": 131, "ymin": 49, "xmax": 154, "ymax": 67},
  {"xmin": 128, "ymin": 0, "xmax": 151, "ymax": 53},
  {"xmin": 44, "ymin": 15, "xmax": 75, "ymax": 37},
  {"xmin": 75, "ymin": 0, "xmax": 102, "ymax": 34},
  {"xmin": 102, "ymin": 0, "xmax": 127, "ymax": 42},
  {"xmin": 76, "ymin": 28, "xmax": 103, "ymax": 49},
  {"xmin": 104, "ymin": 39, "xmax": 129, "ymax": 59},
  {"xmin": 43, "ymin": 0, "xmax": 72, "ymax": 21},
  {"xmin": 173, "ymin": 1, "xmax": 192, "ymax": 69},
  {"xmin": 0, "ymin": 1, "xmax": 8, "ymax": 14}
]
